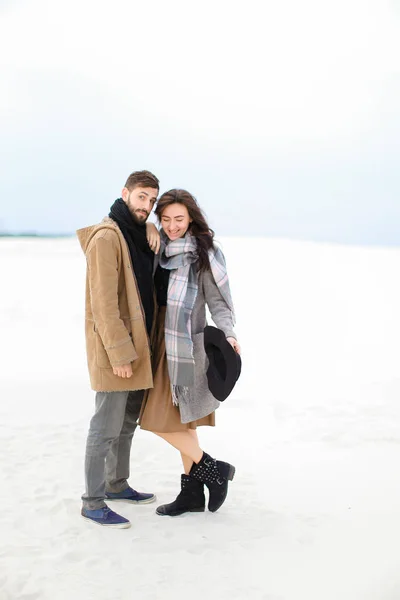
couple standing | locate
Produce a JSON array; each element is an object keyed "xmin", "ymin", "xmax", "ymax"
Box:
[{"xmin": 77, "ymin": 170, "xmax": 241, "ymax": 529}]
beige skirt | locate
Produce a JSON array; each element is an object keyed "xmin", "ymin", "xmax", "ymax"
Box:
[{"xmin": 139, "ymin": 307, "xmax": 215, "ymax": 433}]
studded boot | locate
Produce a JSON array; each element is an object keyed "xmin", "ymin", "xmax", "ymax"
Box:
[
  {"xmin": 189, "ymin": 452, "xmax": 235, "ymax": 513},
  {"xmin": 156, "ymin": 474, "xmax": 206, "ymax": 516}
]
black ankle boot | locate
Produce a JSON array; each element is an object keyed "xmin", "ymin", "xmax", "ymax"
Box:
[
  {"xmin": 156, "ymin": 474, "xmax": 206, "ymax": 516},
  {"xmin": 190, "ymin": 452, "xmax": 235, "ymax": 513}
]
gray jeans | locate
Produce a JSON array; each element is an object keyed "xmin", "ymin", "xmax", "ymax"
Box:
[{"xmin": 82, "ymin": 390, "xmax": 144, "ymax": 510}]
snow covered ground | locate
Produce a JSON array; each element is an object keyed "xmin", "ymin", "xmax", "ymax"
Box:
[{"xmin": 1, "ymin": 236, "xmax": 400, "ymax": 600}]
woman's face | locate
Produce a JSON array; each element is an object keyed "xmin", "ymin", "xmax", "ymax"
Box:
[{"xmin": 160, "ymin": 203, "xmax": 192, "ymax": 241}]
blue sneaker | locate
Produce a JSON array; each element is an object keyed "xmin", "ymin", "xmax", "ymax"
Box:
[
  {"xmin": 81, "ymin": 506, "xmax": 131, "ymax": 528},
  {"xmin": 105, "ymin": 486, "xmax": 156, "ymax": 504}
]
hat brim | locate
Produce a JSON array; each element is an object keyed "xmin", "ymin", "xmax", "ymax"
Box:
[{"xmin": 204, "ymin": 326, "xmax": 241, "ymax": 402}]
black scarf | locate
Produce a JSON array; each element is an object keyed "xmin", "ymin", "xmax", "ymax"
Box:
[{"xmin": 109, "ymin": 198, "xmax": 154, "ymax": 335}]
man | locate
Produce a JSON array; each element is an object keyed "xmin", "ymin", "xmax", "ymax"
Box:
[{"xmin": 77, "ymin": 170, "xmax": 160, "ymax": 529}]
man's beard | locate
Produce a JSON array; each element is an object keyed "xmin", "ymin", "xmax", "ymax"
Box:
[{"xmin": 129, "ymin": 207, "xmax": 149, "ymax": 225}]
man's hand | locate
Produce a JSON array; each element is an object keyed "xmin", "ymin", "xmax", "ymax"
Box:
[
  {"xmin": 227, "ymin": 337, "xmax": 241, "ymax": 355},
  {"xmin": 112, "ymin": 363, "xmax": 133, "ymax": 378},
  {"xmin": 146, "ymin": 222, "xmax": 161, "ymax": 254}
]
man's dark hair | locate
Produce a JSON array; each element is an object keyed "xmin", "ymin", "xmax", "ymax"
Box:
[{"xmin": 124, "ymin": 170, "xmax": 159, "ymax": 191}]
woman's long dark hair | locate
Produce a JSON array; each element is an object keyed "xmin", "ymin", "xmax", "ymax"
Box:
[{"xmin": 155, "ymin": 189, "xmax": 215, "ymax": 271}]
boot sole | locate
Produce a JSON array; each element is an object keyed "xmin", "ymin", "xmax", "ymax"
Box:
[{"xmin": 156, "ymin": 507, "xmax": 205, "ymax": 517}]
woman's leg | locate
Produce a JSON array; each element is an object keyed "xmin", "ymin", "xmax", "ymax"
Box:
[
  {"xmin": 154, "ymin": 430, "xmax": 203, "ymax": 472},
  {"xmin": 180, "ymin": 430, "xmax": 199, "ymax": 474}
]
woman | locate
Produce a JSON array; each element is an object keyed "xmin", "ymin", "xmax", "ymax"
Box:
[{"xmin": 140, "ymin": 189, "xmax": 241, "ymax": 516}]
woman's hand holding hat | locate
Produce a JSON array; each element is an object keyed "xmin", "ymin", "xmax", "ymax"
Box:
[{"xmin": 226, "ymin": 337, "xmax": 241, "ymax": 355}]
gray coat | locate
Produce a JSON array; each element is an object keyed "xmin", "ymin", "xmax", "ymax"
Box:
[{"xmin": 179, "ymin": 268, "xmax": 236, "ymax": 423}]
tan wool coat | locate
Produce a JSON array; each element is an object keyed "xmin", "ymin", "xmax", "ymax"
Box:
[{"xmin": 76, "ymin": 217, "xmax": 154, "ymax": 392}]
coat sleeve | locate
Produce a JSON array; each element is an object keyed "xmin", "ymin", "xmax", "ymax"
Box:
[
  {"xmin": 87, "ymin": 233, "xmax": 139, "ymax": 366},
  {"xmin": 202, "ymin": 269, "xmax": 237, "ymax": 340}
]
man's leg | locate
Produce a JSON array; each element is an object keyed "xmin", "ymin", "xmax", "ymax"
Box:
[
  {"xmin": 82, "ymin": 391, "xmax": 129, "ymax": 510},
  {"xmin": 105, "ymin": 390, "xmax": 144, "ymax": 493}
]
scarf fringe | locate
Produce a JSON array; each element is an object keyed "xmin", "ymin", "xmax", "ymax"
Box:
[{"xmin": 171, "ymin": 384, "xmax": 191, "ymax": 407}]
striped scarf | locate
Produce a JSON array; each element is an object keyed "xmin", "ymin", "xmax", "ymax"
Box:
[{"xmin": 159, "ymin": 231, "xmax": 235, "ymax": 406}]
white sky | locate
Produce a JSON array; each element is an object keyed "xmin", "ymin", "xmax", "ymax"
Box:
[{"xmin": 0, "ymin": 0, "xmax": 399, "ymax": 242}]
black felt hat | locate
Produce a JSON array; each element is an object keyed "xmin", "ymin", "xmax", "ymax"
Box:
[{"xmin": 204, "ymin": 326, "xmax": 242, "ymax": 402}]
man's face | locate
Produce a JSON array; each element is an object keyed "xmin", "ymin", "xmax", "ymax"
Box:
[{"xmin": 122, "ymin": 186, "xmax": 158, "ymax": 224}]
